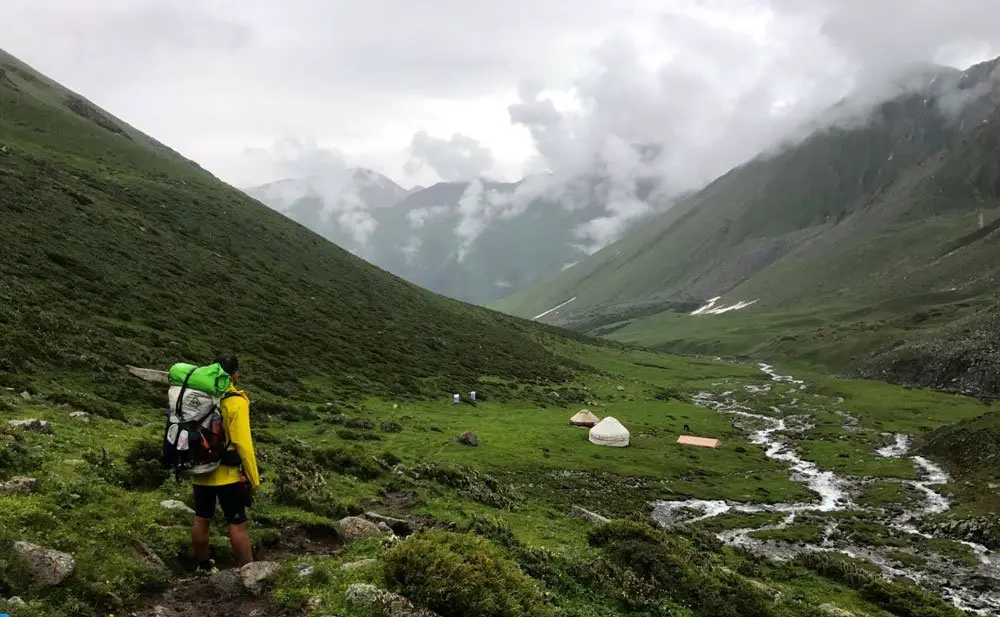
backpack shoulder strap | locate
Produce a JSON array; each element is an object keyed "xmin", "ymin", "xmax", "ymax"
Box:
[{"xmin": 175, "ymin": 368, "xmax": 197, "ymax": 416}]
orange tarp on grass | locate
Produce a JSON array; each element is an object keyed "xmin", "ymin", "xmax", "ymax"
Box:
[{"xmin": 677, "ymin": 435, "xmax": 720, "ymax": 448}]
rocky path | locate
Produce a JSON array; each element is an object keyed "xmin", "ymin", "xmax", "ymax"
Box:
[{"xmin": 651, "ymin": 364, "xmax": 1000, "ymax": 615}]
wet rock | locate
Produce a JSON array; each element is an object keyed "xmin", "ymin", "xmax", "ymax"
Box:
[
  {"xmin": 210, "ymin": 568, "xmax": 243, "ymax": 599},
  {"xmin": 240, "ymin": 560, "xmax": 280, "ymax": 595},
  {"xmin": 344, "ymin": 583, "xmax": 441, "ymax": 617},
  {"xmin": 159, "ymin": 499, "xmax": 195, "ymax": 515},
  {"xmin": 365, "ymin": 511, "xmax": 413, "ymax": 535},
  {"xmin": 8, "ymin": 418, "xmax": 52, "ymax": 434},
  {"xmin": 69, "ymin": 411, "xmax": 90, "ymax": 422},
  {"xmin": 12, "ymin": 541, "xmax": 75, "ymax": 586},
  {"xmin": 1, "ymin": 476, "xmax": 39, "ymax": 494},
  {"xmin": 341, "ymin": 558, "xmax": 379, "ymax": 571},
  {"xmin": 457, "ymin": 431, "xmax": 479, "ymax": 447},
  {"xmin": 569, "ymin": 505, "xmax": 610, "ymax": 524},
  {"xmin": 338, "ymin": 516, "xmax": 382, "ymax": 544}
]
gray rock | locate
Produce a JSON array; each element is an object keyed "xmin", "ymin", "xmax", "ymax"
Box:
[
  {"xmin": 210, "ymin": 568, "xmax": 244, "ymax": 599},
  {"xmin": 1, "ymin": 476, "xmax": 39, "ymax": 494},
  {"xmin": 306, "ymin": 596, "xmax": 323, "ymax": 611},
  {"xmin": 341, "ymin": 558, "xmax": 379, "ymax": 571},
  {"xmin": 344, "ymin": 583, "xmax": 441, "ymax": 617},
  {"xmin": 6, "ymin": 596, "xmax": 27, "ymax": 608},
  {"xmin": 338, "ymin": 516, "xmax": 383, "ymax": 544},
  {"xmin": 457, "ymin": 431, "xmax": 479, "ymax": 447},
  {"xmin": 159, "ymin": 499, "xmax": 195, "ymax": 515},
  {"xmin": 365, "ymin": 511, "xmax": 413, "ymax": 535},
  {"xmin": 569, "ymin": 505, "xmax": 610, "ymax": 524},
  {"xmin": 8, "ymin": 419, "xmax": 52, "ymax": 434},
  {"xmin": 152, "ymin": 605, "xmax": 172, "ymax": 617},
  {"xmin": 295, "ymin": 563, "xmax": 315, "ymax": 577},
  {"xmin": 376, "ymin": 521, "xmax": 394, "ymax": 535},
  {"xmin": 19, "ymin": 391, "xmax": 31, "ymax": 401},
  {"xmin": 69, "ymin": 411, "xmax": 90, "ymax": 422},
  {"xmin": 240, "ymin": 560, "xmax": 281, "ymax": 595},
  {"xmin": 12, "ymin": 541, "xmax": 75, "ymax": 586}
]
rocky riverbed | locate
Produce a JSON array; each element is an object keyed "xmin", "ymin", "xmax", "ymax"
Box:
[{"xmin": 651, "ymin": 364, "xmax": 1000, "ymax": 615}]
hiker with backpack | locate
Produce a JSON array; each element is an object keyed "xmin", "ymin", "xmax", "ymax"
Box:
[{"xmin": 162, "ymin": 354, "xmax": 260, "ymax": 572}]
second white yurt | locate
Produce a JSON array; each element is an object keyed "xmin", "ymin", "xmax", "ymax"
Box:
[
  {"xmin": 588, "ymin": 416, "xmax": 630, "ymax": 447},
  {"xmin": 570, "ymin": 409, "xmax": 600, "ymax": 427}
]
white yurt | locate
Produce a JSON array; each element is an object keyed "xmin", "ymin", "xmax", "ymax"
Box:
[
  {"xmin": 570, "ymin": 409, "xmax": 600, "ymax": 427},
  {"xmin": 588, "ymin": 416, "xmax": 630, "ymax": 447}
]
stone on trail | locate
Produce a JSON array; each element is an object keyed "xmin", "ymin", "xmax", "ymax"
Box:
[
  {"xmin": 8, "ymin": 418, "xmax": 53, "ymax": 434},
  {"xmin": 152, "ymin": 605, "xmax": 172, "ymax": 617},
  {"xmin": 365, "ymin": 511, "xmax": 413, "ymax": 536},
  {"xmin": 338, "ymin": 516, "xmax": 383, "ymax": 544},
  {"xmin": 12, "ymin": 541, "xmax": 75, "ymax": 587},
  {"xmin": 240, "ymin": 560, "xmax": 281, "ymax": 595},
  {"xmin": 344, "ymin": 583, "xmax": 441, "ymax": 617},
  {"xmin": 569, "ymin": 505, "xmax": 610, "ymax": 524},
  {"xmin": 341, "ymin": 558, "xmax": 379, "ymax": 571},
  {"xmin": 159, "ymin": 499, "xmax": 195, "ymax": 514},
  {"xmin": 1, "ymin": 476, "xmax": 39, "ymax": 494},
  {"xmin": 209, "ymin": 568, "xmax": 244, "ymax": 599}
]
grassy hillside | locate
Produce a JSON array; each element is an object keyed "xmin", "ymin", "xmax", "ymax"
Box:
[
  {"xmin": 1, "ymin": 49, "xmax": 994, "ymax": 617},
  {"xmin": 0, "ymin": 49, "xmax": 584, "ymax": 403},
  {"xmin": 492, "ymin": 58, "xmax": 1000, "ymax": 393}
]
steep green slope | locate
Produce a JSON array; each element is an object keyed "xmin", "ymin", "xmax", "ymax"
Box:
[
  {"xmin": 0, "ymin": 49, "xmax": 581, "ymax": 401},
  {"xmin": 493, "ymin": 58, "xmax": 1000, "ymax": 391}
]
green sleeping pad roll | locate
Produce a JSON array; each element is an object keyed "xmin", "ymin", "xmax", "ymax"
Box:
[{"xmin": 168, "ymin": 362, "xmax": 232, "ymax": 396}]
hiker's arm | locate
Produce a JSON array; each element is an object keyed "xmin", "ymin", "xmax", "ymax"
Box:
[{"xmin": 227, "ymin": 397, "xmax": 261, "ymax": 489}]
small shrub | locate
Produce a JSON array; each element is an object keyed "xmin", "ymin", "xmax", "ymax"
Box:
[
  {"xmin": 255, "ymin": 400, "xmax": 315, "ymax": 422},
  {"xmin": 384, "ymin": 531, "xmax": 553, "ymax": 617},
  {"xmin": 121, "ymin": 435, "xmax": 169, "ymax": 489},
  {"xmin": 336, "ymin": 428, "xmax": 382, "ymax": 441},
  {"xmin": 861, "ymin": 578, "xmax": 963, "ymax": 617},
  {"xmin": 412, "ymin": 463, "xmax": 519, "ymax": 509},
  {"xmin": 381, "ymin": 421, "xmax": 404, "ymax": 433},
  {"xmin": 47, "ymin": 390, "xmax": 126, "ymax": 420}
]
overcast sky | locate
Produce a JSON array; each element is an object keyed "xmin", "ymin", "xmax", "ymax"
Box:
[{"xmin": 2, "ymin": 0, "xmax": 999, "ymax": 190}]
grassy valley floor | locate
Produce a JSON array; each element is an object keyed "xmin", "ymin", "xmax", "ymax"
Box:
[{"xmin": 1, "ymin": 343, "xmax": 996, "ymax": 617}]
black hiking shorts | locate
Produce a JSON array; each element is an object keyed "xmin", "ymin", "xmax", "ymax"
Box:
[{"xmin": 193, "ymin": 482, "xmax": 248, "ymax": 525}]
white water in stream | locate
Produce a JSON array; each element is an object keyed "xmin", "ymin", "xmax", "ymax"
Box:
[{"xmin": 651, "ymin": 364, "xmax": 999, "ymax": 615}]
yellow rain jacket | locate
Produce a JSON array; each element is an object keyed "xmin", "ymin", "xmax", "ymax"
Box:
[{"xmin": 192, "ymin": 385, "xmax": 260, "ymax": 489}]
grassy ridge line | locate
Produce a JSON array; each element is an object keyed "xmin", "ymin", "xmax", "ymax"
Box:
[{"xmin": 0, "ymin": 48, "xmax": 589, "ymax": 401}]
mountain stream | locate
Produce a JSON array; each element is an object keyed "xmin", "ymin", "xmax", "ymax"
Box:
[{"xmin": 650, "ymin": 364, "xmax": 999, "ymax": 615}]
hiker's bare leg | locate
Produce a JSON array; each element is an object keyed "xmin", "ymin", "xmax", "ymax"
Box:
[
  {"xmin": 192, "ymin": 516, "xmax": 211, "ymax": 562},
  {"xmin": 229, "ymin": 523, "xmax": 253, "ymax": 565}
]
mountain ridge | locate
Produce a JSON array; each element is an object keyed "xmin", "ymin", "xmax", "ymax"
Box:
[{"xmin": 492, "ymin": 55, "xmax": 1000, "ymax": 394}]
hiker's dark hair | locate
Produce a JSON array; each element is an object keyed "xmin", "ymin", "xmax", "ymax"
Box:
[{"xmin": 215, "ymin": 354, "xmax": 239, "ymax": 376}]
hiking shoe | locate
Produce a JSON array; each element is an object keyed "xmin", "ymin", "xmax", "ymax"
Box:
[{"xmin": 195, "ymin": 559, "xmax": 218, "ymax": 576}]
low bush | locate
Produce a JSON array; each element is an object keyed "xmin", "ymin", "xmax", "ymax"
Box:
[
  {"xmin": 587, "ymin": 521, "xmax": 779, "ymax": 617},
  {"xmin": 384, "ymin": 531, "xmax": 553, "ymax": 617},
  {"xmin": 412, "ymin": 463, "xmax": 519, "ymax": 509},
  {"xmin": 47, "ymin": 390, "xmax": 126, "ymax": 420}
]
